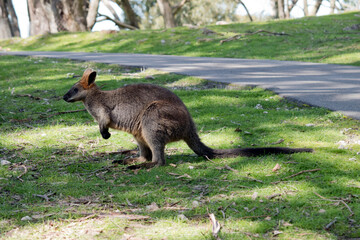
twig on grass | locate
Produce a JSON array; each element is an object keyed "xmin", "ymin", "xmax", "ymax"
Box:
[
  {"xmin": 266, "ymin": 193, "xmax": 282, "ymax": 200},
  {"xmin": 314, "ymin": 192, "xmax": 354, "ymax": 216},
  {"xmin": 209, "ymin": 213, "xmax": 222, "ymax": 240},
  {"xmin": 271, "ymin": 168, "xmax": 320, "ymax": 185},
  {"xmin": 204, "ymin": 155, "xmax": 216, "ymax": 163},
  {"xmin": 16, "ymin": 165, "xmax": 28, "ymax": 182},
  {"xmin": 238, "ymin": 214, "xmax": 269, "ymax": 219},
  {"xmin": 220, "ymin": 29, "xmax": 290, "ymax": 44},
  {"xmin": 15, "ymin": 94, "xmax": 42, "ymax": 100},
  {"xmin": 40, "ymin": 109, "xmax": 87, "ymax": 118},
  {"xmin": 324, "ymin": 217, "xmax": 337, "ymax": 230},
  {"xmin": 283, "ymin": 168, "xmax": 321, "ymax": 180},
  {"xmin": 33, "ymin": 192, "xmax": 55, "ymax": 202}
]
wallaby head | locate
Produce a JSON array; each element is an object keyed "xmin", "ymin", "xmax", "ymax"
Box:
[{"xmin": 63, "ymin": 68, "xmax": 97, "ymax": 102}]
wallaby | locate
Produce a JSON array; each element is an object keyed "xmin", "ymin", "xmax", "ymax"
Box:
[{"xmin": 63, "ymin": 69, "xmax": 312, "ymax": 168}]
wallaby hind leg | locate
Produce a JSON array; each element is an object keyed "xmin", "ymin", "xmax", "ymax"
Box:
[
  {"xmin": 114, "ymin": 141, "xmax": 152, "ymax": 165},
  {"xmin": 137, "ymin": 140, "xmax": 152, "ymax": 161}
]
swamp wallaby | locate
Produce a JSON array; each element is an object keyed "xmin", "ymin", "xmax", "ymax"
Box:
[{"xmin": 63, "ymin": 69, "xmax": 312, "ymax": 168}]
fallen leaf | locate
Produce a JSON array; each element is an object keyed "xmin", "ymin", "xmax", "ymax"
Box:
[
  {"xmin": 272, "ymin": 163, "xmax": 281, "ymax": 172},
  {"xmin": 146, "ymin": 202, "xmax": 159, "ymax": 211},
  {"xmin": 21, "ymin": 216, "xmax": 32, "ymax": 221},
  {"xmin": 178, "ymin": 214, "xmax": 188, "ymax": 221},
  {"xmin": 175, "ymin": 174, "xmax": 192, "ymax": 179},
  {"xmin": 252, "ymin": 192, "xmax": 258, "ymax": 200},
  {"xmin": 209, "ymin": 213, "xmax": 221, "ymax": 238}
]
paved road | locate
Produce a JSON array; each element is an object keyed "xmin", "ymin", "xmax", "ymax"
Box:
[{"xmin": 2, "ymin": 51, "xmax": 360, "ymax": 120}]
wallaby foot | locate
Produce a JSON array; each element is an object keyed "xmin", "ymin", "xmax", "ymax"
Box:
[
  {"xmin": 112, "ymin": 157, "xmax": 147, "ymax": 165},
  {"xmin": 127, "ymin": 162, "xmax": 157, "ymax": 169},
  {"xmin": 101, "ymin": 130, "xmax": 111, "ymax": 139}
]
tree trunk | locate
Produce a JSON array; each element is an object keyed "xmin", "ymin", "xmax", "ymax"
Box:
[
  {"xmin": 6, "ymin": 0, "xmax": 20, "ymax": 37},
  {"xmin": 277, "ymin": 0, "xmax": 285, "ymax": 19},
  {"xmin": 310, "ymin": 0, "xmax": 322, "ymax": 16},
  {"xmin": 0, "ymin": 0, "xmax": 12, "ymax": 39},
  {"xmin": 27, "ymin": 0, "xmax": 88, "ymax": 36},
  {"xmin": 303, "ymin": 0, "xmax": 308, "ymax": 16},
  {"xmin": 271, "ymin": 0, "xmax": 279, "ymax": 18},
  {"xmin": 87, "ymin": 0, "xmax": 100, "ymax": 30},
  {"xmin": 237, "ymin": 0, "xmax": 253, "ymax": 22},
  {"xmin": 329, "ymin": 0, "xmax": 336, "ymax": 14},
  {"xmin": 119, "ymin": 0, "xmax": 139, "ymax": 29},
  {"xmin": 102, "ymin": 0, "xmax": 121, "ymax": 21},
  {"xmin": 157, "ymin": 0, "xmax": 176, "ymax": 28},
  {"xmin": 286, "ymin": 0, "xmax": 298, "ymax": 18}
]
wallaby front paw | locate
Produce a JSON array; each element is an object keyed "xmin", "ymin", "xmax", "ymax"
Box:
[{"xmin": 101, "ymin": 131, "xmax": 111, "ymax": 139}]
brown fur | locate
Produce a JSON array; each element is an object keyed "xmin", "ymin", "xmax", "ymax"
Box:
[{"xmin": 63, "ymin": 69, "xmax": 312, "ymax": 168}]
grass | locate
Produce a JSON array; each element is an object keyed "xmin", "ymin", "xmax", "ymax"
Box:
[
  {"xmin": 1, "ymin": 55, "xmax": 360, "ymax": 239},
  {"xmin": 0, "ymin": 12, "xmax": 359, "ymax": 66}
]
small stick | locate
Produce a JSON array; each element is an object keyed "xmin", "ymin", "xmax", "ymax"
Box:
[
  {"xmin": 204, "ymin": 155, "xmax": 216, "ymax": 163},
  {"xmin": 220, "ymin": 29, "xmax": 289, "ymax": 44},
  {"xmin": 209, "ymin": 213, "xmax": 221, "ymax": 240},
  {"xmin": 239, "ymin": 214, "xmax": 269, "ymax": 219},
  {"xmin": 314, "ymin": 192, "xmax": 354, "ymax": 216},
  {"xmin": 283, "ymin": 168, "xmax": 321, "ymax": 180},
  {"xmin": 40, "ymin": 109, "xmax": 86, "ymax": 118},
  {"xmin": 266, "ymin": 193, "xmax": 282, "ymax": 200},
  {"xmin": 224, "ymin": 165, "xmax": 238, "ymax": 172},
  {"xmin": 16, "ymin": 165, "xmax": 28, "ymax": 182},
  {"xmin": 324, "ymin": 218, "xmax": 337, "ymax": 230},
  {"xmin": 15, "ymin": 94, "xmax": 42, "ymax": 100}
]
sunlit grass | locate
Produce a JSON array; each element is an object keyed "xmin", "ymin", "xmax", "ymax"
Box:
[
  {"xmin": 1, "ymin": 12, "xmax": 359, "ymax": 66},
  {"xmin": 1, "ymin": 55, "xmax": 360, "ymax": 239}
]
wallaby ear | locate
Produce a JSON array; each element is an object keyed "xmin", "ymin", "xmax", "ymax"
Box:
[
  {"xmin": 88, "ymin": 71, "xmax": 97, "ymax": 85},
  {"xmin": 79, "ymin": 68, "xmax": 97, "ymax": 89}
]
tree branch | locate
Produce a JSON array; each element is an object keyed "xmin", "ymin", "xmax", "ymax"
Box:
[
  {"xmin": 172, "ymin": 0, "xmax": 189, "ymax": 16},
  {"xmin": 102, "ymin": 0, "xmax": 121, "ymax": 21},
  {"xmin": 97, "ymin": 13, "xmax": 138, "ymax": 30},
  {"xmin": 236, "ymin": 0, "xmax": 253, "ymax": 22}
]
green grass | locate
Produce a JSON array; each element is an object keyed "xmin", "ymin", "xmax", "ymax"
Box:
[
  {"xmin": 1, "ymin": 55, "xmax": 360, "ymax": 239},
  {"xmin": 1, "ymin": 12, "xmax": 360, "ymax": 66}
]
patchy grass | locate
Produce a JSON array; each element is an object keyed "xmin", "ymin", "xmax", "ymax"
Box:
[
  {"xmin": 1, "ymin": 12, "xmax": 360, "ymax": 66},
  {"xmin": 1, "ymin": 55, "xmax": 360, "ymax": 239}
]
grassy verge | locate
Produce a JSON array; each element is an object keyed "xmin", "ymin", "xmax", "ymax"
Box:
[
  {"xmin": 1, "ymin": 12, "xmax": 360, "ymax": 66},
  {"xmin": 1, "ymin": 55, "xmax": 360, "ymax": 239}
]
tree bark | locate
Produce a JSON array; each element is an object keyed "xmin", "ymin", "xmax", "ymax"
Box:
[
  {"xmin": 271, "ymin": 0, "xmax": 279, "ymax": 18},
  {"xmin": 286, "ymin": 0, "xmax": 298, "ymax": 18},
  {"xmin": 0, "ymin": 0, "xmax": 12, "ymax": 39},
  {"xmin": 329, "ymin": 0, "xmax": 336, "ymax": 14},
  {"xmin": 172, "ymin": 0, "xmax": 188, "ymax": 16},
  {"xmin": 236, "ymin": 0, "xmax": 253, "ymax": 21},
  {"xmin": 303, "ymin": 0, "xmax": 309, "ymax": 16},
  {"xmin": 157, "ymin": 0, "xmax": 176, "ymax": 28},
  {"xmin": 119, "ymin": 0, "xmax": 139, "ymax": 28},
  {"xmin": 310, "ymin": 0, "xmax": 322, "ymax": 16},
  {"xmin": 102, "ymin": 0, "xmax": 121, "ymax": 21},
  {"xmin": 277, "ymin": 0, "xmax": 285, "ymax": 19},
  {"xmin": 87, "ymin": 0, "xmax": 100, "ymax": 30},
  {"xmin": 98, "ymin": 13, "xmax": 138, "ymax": 30},
  {"xmin": 27, "ymin": 0, "xmax": 88, "ymax": 36},
  {"xmin": 5, "ymin": 0, "xmax": 20, "ymax": 37}
]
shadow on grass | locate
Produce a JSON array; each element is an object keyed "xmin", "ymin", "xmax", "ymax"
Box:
[{"xmin": 1, "ymin": 55, "xmax": 360, "ymax": 238}]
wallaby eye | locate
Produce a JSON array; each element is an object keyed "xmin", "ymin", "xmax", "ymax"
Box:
[{"xmin": 73, "ymin": 88, "xmax": 78, "ymax": 93}]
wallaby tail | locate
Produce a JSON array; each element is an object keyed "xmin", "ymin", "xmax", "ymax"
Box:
[
  {"xmin": 212, "ymin": 147, "xmax": 313, "ymax": 158},
  {"xmin": 185, "ymin": 128, "xmax": 312, "ymax": 159}
]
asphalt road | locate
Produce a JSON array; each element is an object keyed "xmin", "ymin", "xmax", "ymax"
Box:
[{"xmin": 2, "ymin": 51, "xmax": 360, "ymax": 120}]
